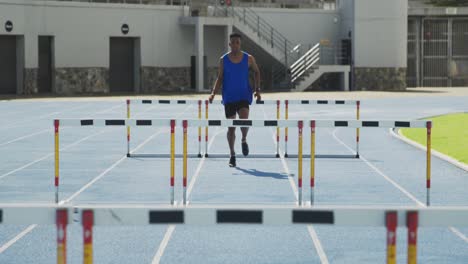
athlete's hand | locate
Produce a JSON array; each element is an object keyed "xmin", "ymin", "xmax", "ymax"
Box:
[
  {"xmin": 208, "ymin": 93, "xmax": 215, "ymax": 104},
  {"xmin": 254, "ymin": 91, "xmax": 262, "ymax": 102}
]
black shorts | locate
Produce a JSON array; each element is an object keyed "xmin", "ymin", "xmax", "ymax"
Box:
[{"xmin": 224, "ymin": 100, "xmax": 250, "ymax": 118}]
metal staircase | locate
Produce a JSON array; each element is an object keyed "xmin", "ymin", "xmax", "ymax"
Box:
[{"xmin": 205, "ymin": 2, "xmax": 350, "ymax": 90}]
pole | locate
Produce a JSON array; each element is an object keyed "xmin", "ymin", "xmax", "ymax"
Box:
[
  {"xmin": 198, "ymin": 100, "xmax": 202, "ymax": 158},
  {"xmin": 426, "ymin": 121, "xmax": 432, "ymax": 206},
  {"xmin": 170, "ymin": 119, "xmax": 175, "ymax": 205},
  {"xmin": 356, "ymin": 100, "xmax": 360, "ymax": 158},
  {"xmin": 284, "ymin": 100, "xmax": 289, "ymax": 157},
  {"xmin": 183, "ymin": 120, "xmax": 188, "ymax": 205},
  {"xmin": 298, "ymin": 120, "xmax": 303, "ymax": 205},
  {"xmin": 126, "ymin": 100, "xmax": 131, "ymax": 157},
  {"xmin": 83, "ymin": 210, "xmax": 94, "ymax": 264},
  {"xmin": 407, "ymin": 211, "xmax": 418, "ymax": 264},
  {"xmin": 205, "ymin": 100, "xmax": 209, "ymax": 157},
  {"xmin": 56, "ymin": 209, "xmax": 68, "ymax": 264},
  {"xmin": 310, "ymin": 120, "xmax": 316, "ymax": 205},
  {"xmin": 54, "ymin": 120, "xmax": 60, "ymax": 204},
  {"xmin": 386, "ymin": 211, "xmax": 397, "ymax": 264},
  {"xmin": 276, "ymin": 100, "xmax": 280, "ymax": 158}
]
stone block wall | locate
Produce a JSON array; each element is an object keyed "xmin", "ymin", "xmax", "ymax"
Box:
[
  {"xmin": 55, "ymin": 68, "xmax": 109, "ymax": 94},
  {"xmin": 24, "ymin": 68, "xmax": 38, "ymax": 95},
  {"xmin": 141, "ymin": 67, "xmax": 191, "ymax": 93},
  {"xmin": 354, "ymin": 67, "xmax": 406, "ymax": 91}
]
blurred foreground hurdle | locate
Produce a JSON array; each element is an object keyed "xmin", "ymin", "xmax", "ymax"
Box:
[{"xmin": 0, "ymin": 204, "xmax": 466, "ymax": 264}]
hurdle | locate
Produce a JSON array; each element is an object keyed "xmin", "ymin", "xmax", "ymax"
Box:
[
  {"xmin": 1, "ymin": 204, "xmax": 467, "ymax": 264},
  {"xmin": 126, "ymin": 99, "xmax": 204, "ymax": 158},
  {"xmin": 54, "ymin": 118, "xmax": 432, "ymax": 206},
  {"xmin": 283, "ymin": 100, "xmax": 361, "ymax": 158},
  {"xmin": 53, "ymin": 118, "xmax": 302, "ymax": 205},
  {"xmin": 53, "ymin": 118, "xmax": 176, "ymax": 204},
  {"xmin": 304, "ymin": 120, "xmax": 433, "ymax": 206}
]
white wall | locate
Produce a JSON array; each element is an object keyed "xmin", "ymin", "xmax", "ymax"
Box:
[
  {"xmin": 0, "ymin": 0, "xmax": 196, "ymax": 68},
  {"xmin": 251, "ymin": 8, "xmax": 341, "ymax": 49},
  {"xmin": 353, "ymin": 0, "xmax": 408, "ymax": 67},
  {"xmin": 0, "ymin": 0, "xmax": 408, "ymax": 70}
]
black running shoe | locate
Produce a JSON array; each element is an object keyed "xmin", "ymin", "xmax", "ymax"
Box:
[
  {"xmin": 229, "ymin": 156, "xmax": 236, "ymax": 167},
  {"xmin": 242, "ymin": 141, "xmax": 249, "ymax": 156}
]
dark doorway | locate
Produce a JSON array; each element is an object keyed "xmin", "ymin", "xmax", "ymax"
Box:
[
  {"xmin": 109, "ymin": 37, "xmax": 136, "ymax": 93},
  {"xmin": 0, "ymin": 35, "xmax": 17, "ymax": 94},
  {"xmin": 38, "ymin": 36, "xmax": 54, "ymax": 93}
]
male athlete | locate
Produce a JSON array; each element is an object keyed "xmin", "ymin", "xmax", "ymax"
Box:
[{"xmin": 208, "ymin": 32, "xmax": 261, "ymax": 167}]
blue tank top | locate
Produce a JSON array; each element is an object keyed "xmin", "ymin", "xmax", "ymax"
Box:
[{"xmin": 222, "ymin": 52, "xmax": 253, "ymax": 105}]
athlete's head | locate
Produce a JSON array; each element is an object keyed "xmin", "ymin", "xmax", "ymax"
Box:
[{"xmin": 229, "ymin": 33, "xmax": 242, "ymax": 54}]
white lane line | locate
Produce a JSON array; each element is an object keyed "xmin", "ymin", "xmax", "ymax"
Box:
[
  {"xmin": 307, "ymin": 226, "xmax": 330, "ymax": 264},
  {"xmin": 0, "ymin": 225, "xmax": 37, "ymax": 254},
  {"xmin": 0, "ymin": 104, "xmax": 121, "ymax": 147},
  {"xmin": 449, "ymin": 227, "xmax": 468, "ymax": 243},
  {"xmin": 0, "ymin": 129, "xmax": 107, "ymax": 181},
  {"xmin": 331, "ymin": 128, "xmax": 425, "ymax": 207},
  {"xmin": 0, "ymin": 104, "xmax": 161, "ymax": 182},
  {"xmin": 390, "ymin": 128, "xmax": 468, "ymax": 172},
  {"xmin": 332, "ymin": 128, "xmax": 468, "ymax": 243},
  {"xmin": 151, "ymin": 105, "xmax": 225, "ymax": 264},
  {"xmin": 151, "ymin": 225, "xmax": 176, "ymax": 264},
  {"xmin": 59, "ymin": 128, "xmax": 166, "ymax": 204},
  {"xmin": 186, "ymin": 127, "xmax": 223, "ymax": 198},
  {"xmin": 0, "ymin": 129, "xmax": 49, "ymax": 147},
  {"xmin": 0, "ymin": 103, "xmax": 90, "ymax": 131},
  {"xmin": 60, "ymin": 104, "xmax": 193, "ymax": 204},
  {"xmin": 261, "ymin": 106, "xmax": 329, "ymax": 264},
  {"xmin": 0, "ymin": 104, "xmax": 179, "ymax": 254}
]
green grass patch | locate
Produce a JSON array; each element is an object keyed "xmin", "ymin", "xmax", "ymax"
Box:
[{"xmin": 400, "ymin": 113, "xmax": 468, "ymax": 164}]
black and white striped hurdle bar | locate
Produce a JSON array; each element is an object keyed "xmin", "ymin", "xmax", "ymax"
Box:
[
  {"xmin": 1, "ymin": 204, "xmax": 467, "ymax": 226},
  {"xmin": 285, "ymin": 100, "xmax": 358, "ymax": 105},
  {"xmin": 128, "ymin": 99, "xmax": 279, "ymax": 105},
  {"xmin": 56, "ymin": 119, "xmax": 429, "ymax": 128}
]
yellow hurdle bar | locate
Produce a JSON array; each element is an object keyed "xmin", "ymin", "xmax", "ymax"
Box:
[
  {"xmin": 386, "ymin": 211, "xmax": 397, "ymax": 264},
  {"xmin": 198, "ymin": 100, "xmax": 202, "ymax": 158},
  {"xmin": 276, "ymin": 100, "xmax": 280, "ymax": 158},
  {"xmin": 170, "ymin": 120, "xmax": 175, "ymax": 205},
  {"xmin": 298, "ymin": 120, "xmax": 303, "ymax": 205},
  {"xmin": 56, "ymin": 209, "xmax": 68, "ymax": 264},
  {"xmin": 310, "ymin": 120, "xmax": 316, "ymax": 205},
  {"xmin": 356, "ymin": 101, "xmax": 360, "ymax": 158},
  {"xmin": 83, "ymin": 210, "xmax": 94, "ymax": 264},
  {"xmin": 126, "ymin": 100, "xmax": 131, "ymax": 157},
  {"xmin": 183, "ymin": 120, "xmax": 188, "ymax": 205},
  {"xmin": 54, "ymin": 120, "xmax": 60, "ymax": 204},
  {"xmin": 426, "ymin": 121, "xmax": 432, "ymax": 206}
]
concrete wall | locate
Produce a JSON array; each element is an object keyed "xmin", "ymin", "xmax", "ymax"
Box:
[
  {"xmin": 252, "ymin": 8, "xmax": 341, "ymax": 50},
  {"xmin": 353, "ymin": 0, "xmax": 408, "ymax": 68},
  {"xmin": 0, "ymin": 0, "xmax": 196, "ymax": 69}
]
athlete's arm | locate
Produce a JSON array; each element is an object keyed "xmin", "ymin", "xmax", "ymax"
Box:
[
  {"xmin": 249, "ymin": 55, "xmax": 262, "ymax": 101},
  {"xmin": 209, "ymin": 58, "xmax": 224, "ymax": 103}
]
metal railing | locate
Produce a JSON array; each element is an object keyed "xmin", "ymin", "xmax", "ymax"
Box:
[
  {"xmin": 290, "ymin": 43, "xmax": 320, "ymax": 83},
  {"xmin": 212, "ymin": 3, "xmax": 300, "ymax": 66}
]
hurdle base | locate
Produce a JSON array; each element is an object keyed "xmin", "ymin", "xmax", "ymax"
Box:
[{"xmin": 285, "ymin": 154, "xmax": 358, "ymax": 159}]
